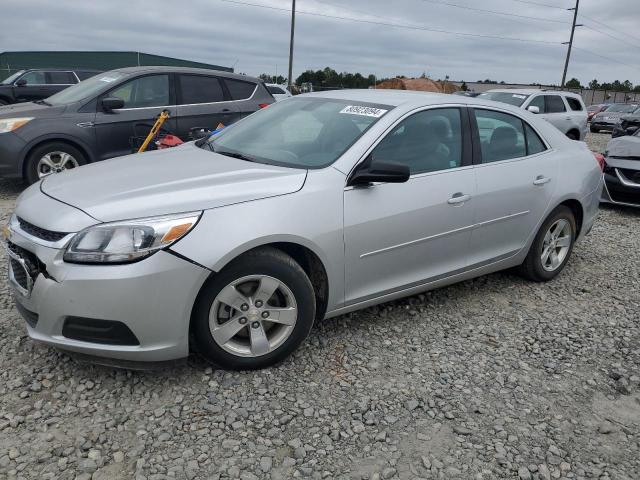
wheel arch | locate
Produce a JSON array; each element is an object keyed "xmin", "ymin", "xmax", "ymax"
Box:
[
  {"xmin": 558, "ymin": 198, "xmax": 584, "ymax": 237},
  {"xmin": 566, "ymin": 128, "xmax": 581, "ymax": 140}
]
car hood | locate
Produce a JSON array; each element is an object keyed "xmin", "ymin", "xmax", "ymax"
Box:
[
  {"xmin": 40, "ymin": 142, "xmax": 308, "ymax": 223},
  {"xmin": 595, "ymin": 111, "xmax": 628, "ymax": 122},
  {"xmin": 605, "ymin": 135, "xmax": 640, "ymax": 167},
  {"xmin": 0, "ymin": 101, "xmax": 66, "ymax": 118}
]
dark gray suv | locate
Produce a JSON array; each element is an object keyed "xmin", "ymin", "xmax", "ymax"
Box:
[{"xmin": 0, "ymin": 67, "xmax": 275, "ymax": 184}]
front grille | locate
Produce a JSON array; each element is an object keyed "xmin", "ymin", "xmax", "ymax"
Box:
[
  {"xmin": 618, "ymin": 168, "xmax": 640, "ymax": 185},
  {"xmin": 17, "ymin": 217, "xmax": 69, "ymax": 242},
  {"xmin": 609, "ymin": 189, "xmax": 640, "ymax": 206},
  {"xmin": 9, "ymin": 257, "xmax": 29, "ymax": 290},
  {"xmin": 7, "ymin": 242, "xmax": 41, "ymax": 279}
]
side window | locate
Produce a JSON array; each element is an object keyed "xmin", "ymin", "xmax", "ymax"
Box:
[
  {"xmin": 224, "ymin": 78, "xmax": 256, "ymax": 100},
  {"xmin": 566, "ymin": 97, "xmax": 583, "ymax": 111},
  {"xmin": 528, "ymin": 95, "xmax": 545, "ymax": 113},
  {"xmin": 371, "ymin": 108, "xmax": 463, "ymax": 175},
  {"xmin": 545, "ymin": 95, "xmax": 566, "ymax": 113},
  {"xmin": 474, "ymin": 109, "xmax": 526, "ymax": 163},
  {"xmin": 109, "ymin": 75, "xmax": 170, "ymax": 109},
  {"xmin": 20, "ymin": 71, "xmax": 46, "ymax": 85},
  {"xmin": 47, "ymin": 71, "xmax": 76, "ymax": 84},
  {"xmin": 267, "ymin": 86, "xmax": 286, "ymax": 95},
  {"xmin": 524, "ymin": 123, "xmax": 547, "ymax": 155},
  {"xmin": 179, "ymin": 75, "xmax": 224, "ymax": 104}
]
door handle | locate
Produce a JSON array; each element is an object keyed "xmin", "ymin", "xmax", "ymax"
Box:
[
  {"xmin": 222, "ymin": 108, "xmax": 231, "ymax": 113},
  {"xmin": 448, "ymin": 193, "xmax": 471, "ymax": 205},
  {"xmin": 533, "ymin": 175, "xmax": 551, "ymax": 186}
]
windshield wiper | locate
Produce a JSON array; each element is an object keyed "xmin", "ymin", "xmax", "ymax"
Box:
[
  {"xmin": 33, "ymin": 99, "xmax": 51, "ymax": 106},
  {"xmin": 213, "ymin": 147, "xmax": 259, "ymax": 163}
]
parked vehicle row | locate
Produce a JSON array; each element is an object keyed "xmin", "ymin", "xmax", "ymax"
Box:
[
  {"xmin": 0, "ymin": 67, "xmax": 274, "ymax": 183},
  {"xmin": 0, "ymin": 68, "xmax": 102, "ymax": 106},
  {"xmin": 478, "ymin": 89, "xmax": 588, "ymax": 141},
  {"xmin": 5, "ymin": 90, "xmax": 603, "ymax": 369},
  {"xmin": 590, "ymin": 103, "xmax": 639, "ymax": 133}
]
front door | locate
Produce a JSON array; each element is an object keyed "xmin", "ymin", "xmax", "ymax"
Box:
[
  {"xmin": 468, "ymin": 107, "xmax": 557, "ymax": 266},
  {"xmin": 344, "ymin": 107, "xmax": 476, "ymax": 305},
  {"xmin": 13, "ymin": 71, "xmax": 51, "ymax": 102},
  {"xmin": 94, "ymin": 73, "xmax": 176, "ymax": 160},
  {"xmin": 175, "ymin": 74, "xmax": 237, "ymax": 139}
]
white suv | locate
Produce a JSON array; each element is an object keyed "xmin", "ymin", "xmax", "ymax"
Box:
[{"xmin": 479, "ymin": 89, "xmax": 588, "ymax": 140}]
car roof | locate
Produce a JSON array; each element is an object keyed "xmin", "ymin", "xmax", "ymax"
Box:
[
  {"xmin": 22, "ymin": 68, "xmax": 102, "ymax": 72},
  {"xmin": 301, "ymin": 88, "xmax": 532, "ymax": 114},
  {"xmin": 111, "ymin": 66, "xmax": 261, "ymax": 83},
  {"xmin": 483, "ymin": 88, "xmax": 583, "ymax": 99}
]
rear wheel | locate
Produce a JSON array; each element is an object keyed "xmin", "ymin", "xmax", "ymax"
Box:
[
  {"xmin": 518, "ymin": 206, "xmax": 576, "ymax": 282},
  {"xmin": 25, "ymin": 142, "xmax": 87, "ymax": 184},
  {"xmin": 566, "ymin": 130, "xmax": 579, "ymax": 140},
  {"xmin": 191, "ymin": 247, "xmax": 316, "ymax": 370}
]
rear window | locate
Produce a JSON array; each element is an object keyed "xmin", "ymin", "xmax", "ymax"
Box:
[
  {"xmin": 224, "ymin": 78, "xmax": 256, "ymax": 100},
  {"xmin": 267, "ymin": 85, "xmax": 286, "ymax": 95},
  {"xmin": 47, "ymin": 71, "xmax": 76, "ymax": 84},
  {"xmin": 566, "ymin": 97, "xmax": 583, "ymax": 111},
  {"xmin": 179, "ymin": 75, "xmax": 225, "ymax": 104},
  {"xmin": 546, "ymin": 95, "xmax": 566, "ymax": 113}
]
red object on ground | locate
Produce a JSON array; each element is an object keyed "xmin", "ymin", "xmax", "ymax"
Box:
[{"xmin": 157, "ymin": 135, "xmax": 184, "ymax": 149}]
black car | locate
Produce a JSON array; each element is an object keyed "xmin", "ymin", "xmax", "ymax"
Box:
[
  {"xmin": 601, "ymin": 130, "xmax": 640, "ymax": 208},
  {"xmin": 0, "ymin": 67, "xmax": 275, "ymax": 184},
  {"xmin": 0, "ymin": 69, "xmax": 101, "ymax": 106}
]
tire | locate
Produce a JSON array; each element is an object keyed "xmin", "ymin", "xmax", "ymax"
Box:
[
  {"xmin": 518, "ymin": 206, "xmax": 576, "ymax": 282},
  {"xmin": 25, "ymin": 142, "xmax": 87, "ymax": 185},
  {"xmin": 0, "ymin": 99, "xmax": 8, "ymax": 106},
  {"xmin": 191, "ymin": 247, "xmax": 316, "ymax": 370}
]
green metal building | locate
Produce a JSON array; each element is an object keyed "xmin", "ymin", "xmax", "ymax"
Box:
[{"xmin": 0, "ymin": 51, "xmax": 232, "ymax": 81}]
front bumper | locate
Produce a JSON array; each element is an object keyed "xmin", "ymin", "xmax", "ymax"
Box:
[
  {"xmin": 591, "ymin": 120, "xmax": 616, "ymax": 131},
  {"xmin": 0, "ymin": 131, "xmax": 27, "ymax": 177},
  {"xmin": 601, "ymin": 167, "xmax": 640, "ymax": 208},
  {"xmin": 6, "ymin": 224, "xmax": 210, "ymax": 363}
]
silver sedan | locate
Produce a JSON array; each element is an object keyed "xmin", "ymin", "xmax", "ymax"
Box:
[{"xmin": 6, "ymin": 90, "xmax": 603, "ymax": 369}]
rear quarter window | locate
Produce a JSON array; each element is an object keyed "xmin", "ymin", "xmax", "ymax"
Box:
[
  {"xmin": 267, "ymin": 86, "xmax": 286, "ymax": 95},
  {"xmin": 566, "ymin": 97, "xmax": 583, "ymax": 111},
  {"xmin": 224, "ymin": 78, "xmax": 257, "ymax": 100}
]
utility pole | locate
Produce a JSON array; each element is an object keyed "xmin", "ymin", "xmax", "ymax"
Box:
[
  {"xmin": 561, "ymin": 0, "xmax": 582, "ymax": 88},
  {"xmin": 288, "ymin": 0, "xmax": 296, "ymax": 90}
]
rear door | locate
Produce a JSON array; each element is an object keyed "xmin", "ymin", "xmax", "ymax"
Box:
[
  {"xmin": 45, "ymin": 71, "xmax": 77, "ymax": 97},
  {"xmin": 94, "ymin": 73, "xmax": 176, "ymax": 160},
  {"xmin": 468, "ymin": 107, "xmax": 557, "ymax": 266},
  {"xmin": 565, "ymin": 95, "xmax": 587, "ymax": 139},
  {"xmin": 542, "ymin": 94, "xmax": 570, "ymax": 134},
  {"xmin": 175, "ymin": 73, "xmax": 238, "ymax": 138}
]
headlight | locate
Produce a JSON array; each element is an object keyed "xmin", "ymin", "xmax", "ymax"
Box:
[
  {"xmin": 63, "ymin": 212, "xmax": 201, "ymax": 264},
  {"xmin": 0, "ymin": 117, "xmax": 34, "ymax": 133}
]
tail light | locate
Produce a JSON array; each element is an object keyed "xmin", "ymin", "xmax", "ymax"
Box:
[
  {"xmin": 258, "ymin": 103, "xmax": 270, "ymax": 109},
  {"xmin": 592, "ymin": 152, "xmax": 605, "ymax": 171}
]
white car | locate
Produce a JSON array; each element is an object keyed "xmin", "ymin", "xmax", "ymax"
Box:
[
  {"xmin": 479, "ymin": 89, "xmax": 588, "ymax": 141},
  {"xmin": 266, "ymin": 83, "xmax": 293, "ymax": 101}
]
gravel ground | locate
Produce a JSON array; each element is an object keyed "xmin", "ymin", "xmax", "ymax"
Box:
[{"xmin": 1, "ymin": 133, "xmax": 639, "ymax": 480}]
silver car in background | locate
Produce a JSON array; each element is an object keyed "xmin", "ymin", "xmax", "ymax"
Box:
[
  {"xmin": 6, "ymin": 90, "xmax": 603, "ymax": 369},
  {"xmin": 479, "ymin": 89, "xmax": 588, "ymax": 140}
]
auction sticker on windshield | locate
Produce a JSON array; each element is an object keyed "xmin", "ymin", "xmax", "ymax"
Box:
[{"xmin": 340, "ymin": 105, "xmax": 388, "ymax": 118}]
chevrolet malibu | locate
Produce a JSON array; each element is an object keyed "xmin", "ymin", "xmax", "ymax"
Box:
[{"xmin": 5, "ymin": 90, "xmax": 603, "ymax": 370}]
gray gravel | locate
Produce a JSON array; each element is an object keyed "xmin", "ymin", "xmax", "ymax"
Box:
[{"xmin": 1, "ymin": 133, "xmax": 639, "ymax": 480}]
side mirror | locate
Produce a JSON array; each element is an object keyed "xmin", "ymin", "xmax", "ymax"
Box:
[
  {"xmin": 527, "ymin": 106, "xmax": 540, "ymax": 114},
  {"xmin": 348, "ymin": 160, "xmax": 410, "ymax": 187},
  {"xmin": 101, "ymin": 97, "xmax": 125, "ymax": 112},
  {"xmin": 15, "ymin": 79, "xmax": 27, "ymax": 87}
]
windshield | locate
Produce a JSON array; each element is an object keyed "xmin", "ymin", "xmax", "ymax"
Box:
[
  {"xmin": 207, "ymin": 98, "xmax": 392, "ymax": 169},
  {"xmin": 478, "ymin": 91, "xmax": 530, "ymax": 107},
  {"xmin": 1, "ymin": 71, "xmax": 25, "ymax": 85},
  {"xmin": 605, "ymin": 104, "xmax": 638, "ymax": 113},
  {"xmin": 46, "ymin": 71, "xmax": 129, "ymax": 106}
]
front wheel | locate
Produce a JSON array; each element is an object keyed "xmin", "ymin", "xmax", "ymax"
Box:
[
  {"xmin": 25, "ymin": 142, "xmax": 87, "ymax": 184},
  {"xmin": 191, "ymin": 247, "xmax": 316, "ymax": 370},
  {"xmin": 518, "ymin": 206, "xmax": 576, "ymax": 282}
]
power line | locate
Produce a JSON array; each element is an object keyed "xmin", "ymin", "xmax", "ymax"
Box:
[
  {"xmin": 579, "ymin": 13, "xmax": 640, "ymax": 45},
  {"xmin": 572, "ymin": 46, "xmax": 639, "ymax": 70},
  {"xmin": 419, "ymin": 0, "xmax": 567, "ymax": 24},
  {"xmin": 582, "ymin": 24, "xmax": 640, "ymax": 50},
  {"xmin": 219, "ymin": 0, "xmax": 560, "ymax": 44},
  {"xmin": 507, "ymin": 0, "xmax": 571, "ymax": 10}
]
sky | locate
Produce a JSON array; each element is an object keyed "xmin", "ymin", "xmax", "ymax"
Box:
[{"xmin": 1, "ymin": 0, "xmax": 639, "ymax": 86}]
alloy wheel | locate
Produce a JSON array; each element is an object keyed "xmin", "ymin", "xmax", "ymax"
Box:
[
  {"xmin": 37, "ymin": 151, "xmax": 80, "ymax": 179},
  {"xmin": 208, "ymin": 275, "xmax": 298, "ymax": 357},
  {"xmin": 540, "ymin": 219, "xmax": 572, "ymax": 272}
]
